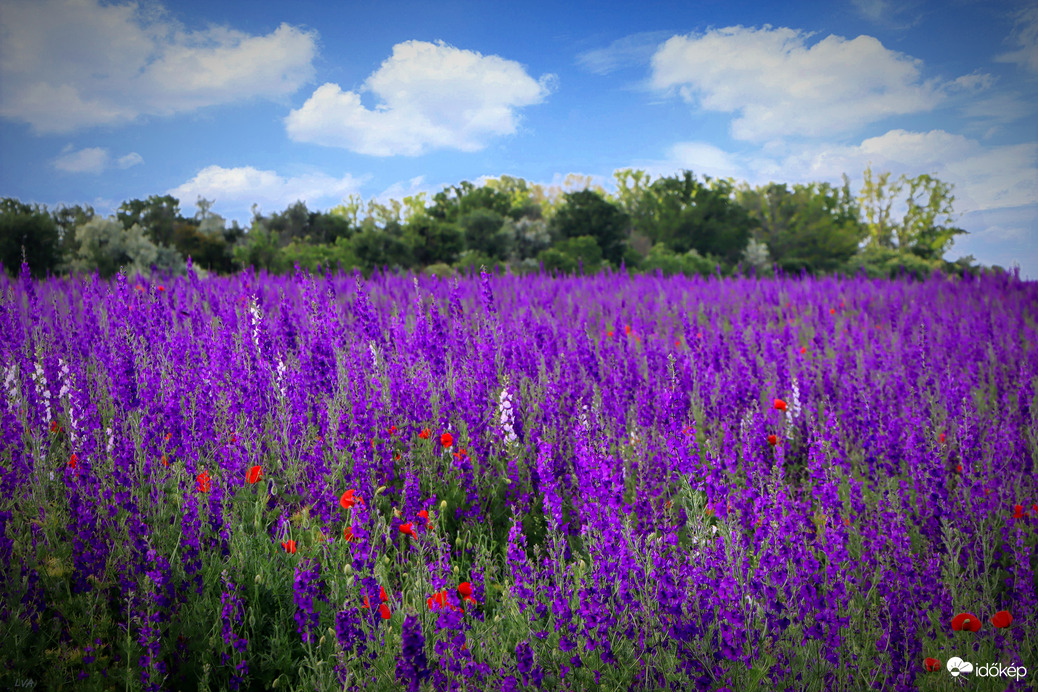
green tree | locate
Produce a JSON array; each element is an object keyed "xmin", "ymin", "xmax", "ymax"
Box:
[
  {"xmin": 459, "ymin": 209, "xmax": 512, "ymax": 260},
  {"xmin": 737, "ymin": 180, "xmax": 865, "ymax": 274},
  {"xmin": 644, "ymin": 173, "xmax": 754, "ymax": 265},
  {"xmin": 0, "ymin": 198, "xmax": 61, "ymax": 277},
  {"xmin": 403, "ymin": 215, "xmax": 463, "ymax": 266},
  {"xmin": 858, "ymin": 166, "xmax": 964, "ymax": 260},
  {"xmin": 73, "ymin": 217, "xmax": 182, "ymax": 278},
  {"xmin": 117, "ymin": 195, "xmax": 180, "ymax": 247},
  {"xmin": 428, "ymin": 181, "xmax": 513, "ymax": 224},
  {"xmin": 549, "ymin": 189, "xmax": 629, "ymax": 266}
]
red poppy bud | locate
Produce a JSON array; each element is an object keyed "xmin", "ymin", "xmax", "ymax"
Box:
[
  {"xmin": 458, "ymin": 582, "xmax": 473, "ymax": 598},
  {"xmin": 951, "ymin": 612, "xmax": 981, "ymax": 632},
  {"xmin": 773, "ymin": 399, "xmax": 787, "ymax": 412},
  {"xmin": 282, "ymin": 540, "xmax": 296, "ymax": 554},
  {"xmin": 247, "ymin": 465, "xmax": 262, "ymax": 484},
  {"xmin": 767, "ymin": 434, "xmax": 778, "ymax": 446},
  {"xmin": 419, "ymin": 428, "xmax": 431, "ymax": 439},
  {"xmin": 399, "ymin": 522, "xmax": 417, "ymax": 538},
  {"xmin": 440, "ymin": 433, "xmax": 453, "ymax": 448},
  {"xmin": 991, "ymin": 610, "xmax": 1012, "ymax": 628},
  {"xmin": 379, "ymin": 603, "xmax": 391, "ymax": 620},
  {"xmin": 923, "ymin": 657, "xmax": 940, "ymax": 672},
  {"xmin": 340, "ymin": 489, "xmax": 357, "ymax": 510}
]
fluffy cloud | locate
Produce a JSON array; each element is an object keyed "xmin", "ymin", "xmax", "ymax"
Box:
[
  {"xmin": 53, "ymin": 145, "xmax": 142, "ymax": 173},
  {"xmin": 0, "ymin": 0, "xmax": 317, "ymax": 133},
  {"xmin": 168, "ymin": 165, "xmax": 367, "ymax": 214},
  {"xmin": 285, "ymin": 40, "xmax": 555, "ymax": 156},
  {"xmin": 649, "ymin": 26, "xmax": 945, "ymax": 141}
]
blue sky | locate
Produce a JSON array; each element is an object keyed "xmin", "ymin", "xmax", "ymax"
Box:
[{"xmin": 1, "ymin": 0, "xmax": 1036, "ymax": 276}]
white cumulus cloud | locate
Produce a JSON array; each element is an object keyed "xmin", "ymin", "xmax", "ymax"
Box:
[
  {"xmin": 168, "ymin": 165, "xmax": 367, "ymax": 215},
  {"xmin": 649, "ymin": 25, "xmax": 946, "ymax": 142},
  {"xmin": 0, "ymin": 0, "xmax": 317, "ymax": 133},
  {"xmin": 285, "ymin": 40, "xmax": 555, "ymax": 156}
]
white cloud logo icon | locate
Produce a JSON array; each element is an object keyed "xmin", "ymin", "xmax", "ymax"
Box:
[{"xmin": 947, "ymin": 657, "xmax": 974, "ymax": 677}]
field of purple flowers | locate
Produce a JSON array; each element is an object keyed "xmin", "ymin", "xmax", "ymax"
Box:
[{"xmin": 1, "ymin": 265, "xmax": 1036, "ymax": 691}]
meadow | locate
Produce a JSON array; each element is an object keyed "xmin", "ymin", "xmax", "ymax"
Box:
[{"xmin": 0, "ymin": 265, "xmax": 1035, "ymax": 691}]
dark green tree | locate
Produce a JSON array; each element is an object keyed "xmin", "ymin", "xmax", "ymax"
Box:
[
  {"xmin": 459, "ymin": 209, "xmax": 512, "ymax": 260},
  {"xmin": 549, "ymin": 190, "xmax": 629, "ymax": 266},
  {"xmin": 117, "ymin": 195, "xmax": 180, "ymax": 247},
  {"xmin": 403, "ymin": 215, "xmax": 463, "ymax": 266},
  {"xmin": 0, "ymin": 198, "xmax": 61, "ymax": 277},
  {"xmin": 737, "ymin": 180, "xmax": 865, "ymax": 274}
]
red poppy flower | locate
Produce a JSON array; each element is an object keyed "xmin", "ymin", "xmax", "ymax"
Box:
[
  {"xmin": 773, "ymin": 399, "xmax": 787, "ymax": 412},
  {"xmin": 923, "ymin": 657, "xmax": 941, "ymax": 672},
  {"xmin": 767, "ymin": 434, "xmax": 778, "ymax": 446},
  {"xmin": 157, "ymin": 286, "xmax": 165, "ymax": 292},
  {"xmin": 418, "ymin": 510, "xmax": 429, "ymax": 521},
  {"xmin": 830, "ymin": 308, "xmax": 835, "ymax": 314},
  {"xmin": 800, "ymin": 346, "xmax": 807, "ymax": 354},
  {"xmin": 956, "ymin": 464, "xmax": 963, "ymax": 473},
  {"xmin": 440, "ymin": 433, "xmax": 453, "ymax": 448},
  {"xmin": 196, "ymin": 470, "xmax": 211, "ymax": 493},
  {"xmin": 340, "ymin": 489, "xmax": 358, "ymax": 510},
  {"xmin": 399, "ymin": 522, "xmax": 417, "ymax": 538},
  {"xmin": 625, "ymin": 325, "xmax": 631, "ymax": 335},
  {"xmin": 344, "ymin": 526, "xmax": 354, "ymax": 542},
  {"xmin": 68, "ymin": 453, "xmax": 77, "ymax": 468},
  {"xmin": 362, "ymin": 596, "xmax": 370, "ymax": 609},
  {"xmin": 458, "ymin": 582, "xmax": 473, "ymax": 598},
  {"xmin": 991, "ymin": 611, "xmax": 1012, "ymax": 628},
  {"xmin": 428, "ymin": 591, "xmax": 449, "ymax": 610},
  {"xmin": 162, "ymin": 454, "xmax": 169, "ymax": 467},
  {"xmin": 50, "ymin": 420, "xmax": 59, "ymax": 433},
  {"xmin": 951, "ymin": 612, "xmax": 981, "ymax": 632},
  {"xmin": 379, "ymin": 603, "xmax": 391, "ymax": 620},
  {"xmin": 939, "ymin": 433, "xmax": 946, "ymax": 443},
  {"xmin": 282, "ymin": 540, "xmax": 296, "ymax": 554},
  {"xmin": 1033, "ymin": 504, "xmax": 1038, "ymax": 514},
  {"xmin": 607, "ymin": 330, "xmax": 614, "ymax": 337},
  {"xmin": 418, "ymin": 428, "xmax": 431, "ymax": 439},
  {"xmin": 1012, "ymin": 505, "xmax": 1027, "ymax": 519},
  {"xmin": 380, "ymin": 586, "xmax": 388, "ymax": 603},
  {"xmin": 247, "ymin": 465, "xmax": 262, "ymax": 484},
  {"xmin": 165, "ymin": 433, "xmax": 171, "ymax": 441},
  {"xmin": 388, "ymin": 425, "xmax": 397, "ymax": 435}
]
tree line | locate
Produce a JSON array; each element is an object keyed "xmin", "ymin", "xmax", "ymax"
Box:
[{"xmin": 0, "ymin": 167, "xmax": 988, "ymax": 281}]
